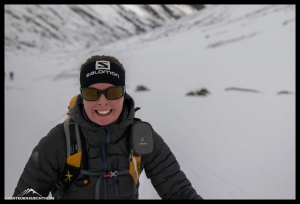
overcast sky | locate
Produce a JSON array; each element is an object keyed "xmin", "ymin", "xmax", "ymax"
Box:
[{"xmin": 5, "ymin": 5, "xmax": 295, "ymax": 199}]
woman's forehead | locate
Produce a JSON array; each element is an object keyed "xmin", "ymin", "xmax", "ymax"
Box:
[{"xmin": 89, "ymin": 83, "xmax": 114, "ymax": 89}]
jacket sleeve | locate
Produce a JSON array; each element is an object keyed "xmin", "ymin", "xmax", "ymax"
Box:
[
  {"xmin": 143, "ymin": 131, "xmax": 203, "ymax": 200},
  {"xmin": 12, "ymin": 124, "xmax": 67, "ymax": 197}
]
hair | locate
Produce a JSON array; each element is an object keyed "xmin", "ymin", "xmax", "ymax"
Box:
[
  {"xmin": 65, "ymin": 108, "xmax": 72, "ymax": 122},
  {"xmin": 80, "ymin": 55, "xmax": 126, "ymax": 73},
  {"xmin": 65, "ymin": 100, "xmax": 75, "ymax": 122},
  {"xmin": 65, "ymin": 94, "xmax": 78, "ymax": 121}
]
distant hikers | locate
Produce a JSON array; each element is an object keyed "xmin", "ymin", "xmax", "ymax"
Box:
[{"xmin": 9, "ymin": 71, "xmax": 14, "ymax": 80}]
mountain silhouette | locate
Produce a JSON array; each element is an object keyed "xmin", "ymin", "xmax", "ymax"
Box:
[{"xmin": 17, "ymin": 188, "xmax": 42, "ymax": 197}]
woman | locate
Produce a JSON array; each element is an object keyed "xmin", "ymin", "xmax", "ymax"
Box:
[{"xmin": 13, "ymin": 55, "xmax": 202, "ymax": 200}]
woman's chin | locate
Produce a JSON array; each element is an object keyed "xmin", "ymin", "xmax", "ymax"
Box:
[{"xmin": 95, "ymin": 118, "xmax": 117, "ymax": 126}]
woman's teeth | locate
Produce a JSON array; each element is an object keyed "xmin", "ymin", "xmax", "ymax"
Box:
[{"xmin": 97, "ymin": 110, "xmax": 110, "ymax": 115}]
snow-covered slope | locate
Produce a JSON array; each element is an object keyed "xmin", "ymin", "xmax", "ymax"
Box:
[{"xmin": 4, "ymin": 4, "xmax": 203, "ymax": 55}]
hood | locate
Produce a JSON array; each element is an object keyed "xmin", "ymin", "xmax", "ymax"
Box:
[{"xmin": 71, "ymin": 92, "xmax": 136, "ymax": 146}]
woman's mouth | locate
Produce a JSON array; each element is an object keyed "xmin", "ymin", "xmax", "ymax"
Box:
[{"xmin": 96, "ymin": 110, "xmax": 111, "ymax": 115}]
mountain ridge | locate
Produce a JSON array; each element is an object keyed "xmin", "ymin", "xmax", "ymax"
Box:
[{"xmin": 4, "ymin": 4, "xmax": 204, "ymax": 55}]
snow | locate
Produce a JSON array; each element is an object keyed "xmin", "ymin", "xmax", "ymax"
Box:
[{"xmin": 5, "ymin": 4, "xmax": 295, "ymax": 200}]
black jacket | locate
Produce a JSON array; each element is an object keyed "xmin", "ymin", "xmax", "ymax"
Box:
[{"xmin": 13, "ymin": 93, "xmax": 202, "ymax": 199}]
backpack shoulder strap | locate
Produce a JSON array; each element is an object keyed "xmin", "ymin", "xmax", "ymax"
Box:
[
  {"xmin": 64, "ymin": 120, "xmax": 71, "ymax": 157},
  {"xmin": 52, "ymin": 120, "xmax": 85, "ymax": 198},
  {"xmin": 58, "ymin": 120, "xmax": 83, "ymax": 188},
  {"xmin": 64, "ymin": 120, "xmax": 82, "ymax": 157}
]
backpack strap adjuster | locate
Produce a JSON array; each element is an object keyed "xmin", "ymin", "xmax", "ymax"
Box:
[{"xmin": 103, "ymin": 171, "xmax": 117, "ymax": 178}]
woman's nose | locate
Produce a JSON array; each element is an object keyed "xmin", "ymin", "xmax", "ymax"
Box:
[{"xmin": 97, "ymin": 93, "xmax": 108, "ymax": 105}]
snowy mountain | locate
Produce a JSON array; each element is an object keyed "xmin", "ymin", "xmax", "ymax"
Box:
[{"xmin": 4, "ymin": 4, "xmax": 204, "ymax": 55}]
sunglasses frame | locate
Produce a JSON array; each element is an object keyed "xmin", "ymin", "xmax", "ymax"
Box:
[{"xmin": 80, "ymin": 86, "xmax": 126, "ymax": 101}]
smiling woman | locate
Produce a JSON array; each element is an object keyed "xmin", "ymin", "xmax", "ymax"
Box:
[{"xmin": 12, "ymin": 55, "xmax": 203, "ymax": 200}]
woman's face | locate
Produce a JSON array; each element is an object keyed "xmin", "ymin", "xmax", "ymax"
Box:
[{"xmin": 83, "ymin": 83, "xmax": 124, "ymax": 126}]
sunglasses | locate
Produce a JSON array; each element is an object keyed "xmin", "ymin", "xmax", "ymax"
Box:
[{"xmin": 80, "ymin": 86, "xmax": 125, "ymax": 101}]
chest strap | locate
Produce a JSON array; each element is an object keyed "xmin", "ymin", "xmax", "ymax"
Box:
[{"xmin": 79, "ymin": 169, "xmax": 129, "ymax": 199}]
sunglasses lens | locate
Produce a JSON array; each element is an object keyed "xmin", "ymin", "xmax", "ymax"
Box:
[
  {"xmin": 106, "ymin": 87, "xmax": 124, "ymax": 100},
  {"xmin": 81, "ymin": 87, "xmax": 125, "ymax": 101},
  {"xmin": 81, "ymin": 88, "xmax": 99, "ymax": 101}
]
